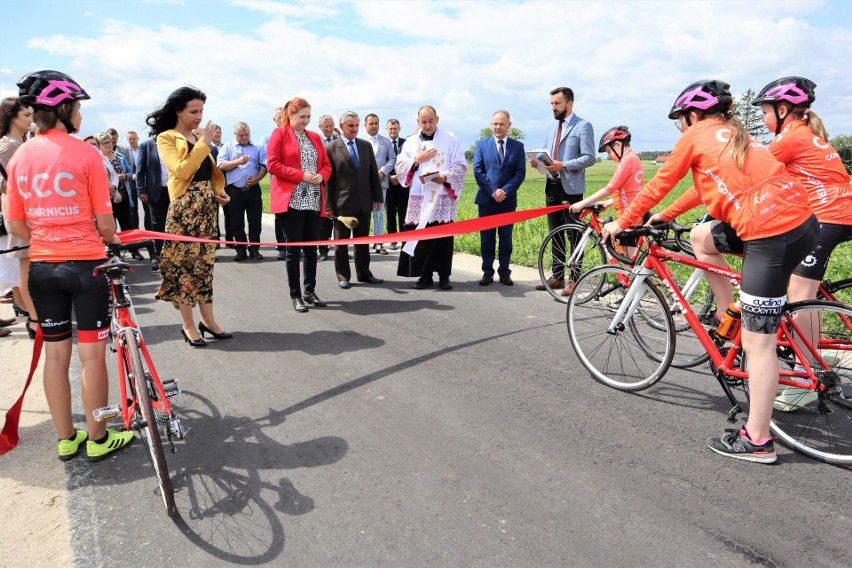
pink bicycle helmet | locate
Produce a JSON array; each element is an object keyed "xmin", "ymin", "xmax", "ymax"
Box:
[
  {"xmin": 752, "ymin": 76, "xmax": 816, "ymax": 107},
  {"xmin": 668, "ymin": 80, "xmax": 732, "ymax": 120},
  {"xmin": 752, "ymin": 76, "xmax": 817, "ymax": 135},
  {"xmin": 17, "ymin": 70, "xmax": 90, "ymax": 107}
]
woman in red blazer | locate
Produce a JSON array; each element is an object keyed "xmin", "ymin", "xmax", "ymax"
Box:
[{"xmin": 266, "ymin": 97, "xmax": 332, "ymax": 312}]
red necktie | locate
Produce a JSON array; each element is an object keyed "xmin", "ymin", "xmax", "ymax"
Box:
[{"xmin": 553, "ymin": 120, "xmax": 563, "ymax": 159}]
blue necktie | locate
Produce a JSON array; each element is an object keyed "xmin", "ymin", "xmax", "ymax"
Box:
[
  {"xmin": 498, "ymin": 139, "xmax": 505, "ymax": 165},
  {"xmin": 348, "ymin": 140, "xmax": 359, "ymax": 169}
]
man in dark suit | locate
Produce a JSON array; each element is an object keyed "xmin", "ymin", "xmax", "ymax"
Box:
[
  {"xmin": 473, "ymin": 110, "xmax": 526, "ymax": 286},
  {"xmin": 384, "ymin": 118, "xmax": 407, "ymax": 250},
  {"xmin": 324, "ymin": 111, "xmax": 384, "ymax": 289},
  {"xmin": 135, "ymin": 137, "xmax": 171, "ymax": 270}
]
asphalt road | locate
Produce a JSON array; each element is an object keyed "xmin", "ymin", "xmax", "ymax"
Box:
[{"xmin": 27, "ymin": 216, "xmax": 851, "ymax": 567}]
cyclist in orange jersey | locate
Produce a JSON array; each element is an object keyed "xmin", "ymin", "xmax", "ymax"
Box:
[
  {"xmin": 567, "ymin": 126, "xmax": 644, "ymax": 295},
  {"xmin": 753, "ymin": 77, "xmax": 852, "ymax": 302},
  {"xmin": 752, "ymin": 77, "xmax": 852, "ymax": 412},
  {"xmin": 602, "ymin": 80, "xmax": 819, "ymax": 463}
]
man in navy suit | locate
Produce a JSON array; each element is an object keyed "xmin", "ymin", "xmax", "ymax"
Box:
[
  {"xmin": 136, "ymin": 137, "xmax": 171, "ymax": 270},
  {"xmin": 473, "ymin": 110, "xmax": 526, "ymax": 286},
  {"xmin": 530, "ymin": 87, "xmax": 595, "ymax": 291}
]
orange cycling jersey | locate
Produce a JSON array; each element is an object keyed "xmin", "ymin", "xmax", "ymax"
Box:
[
  {"xmin": 619, "ymin": 119, "xmax": 813, "ymax": 241},
  {"xmin": 604, "ymin": 149, "xmax": 644, "ymax": 216},
  {"xmin": 767, "ymin": 119, "xmax": 851, "ymax": 225},
  {"xmin": 5, "ymin": 130, "xmax": 112, "ymax": 261}
]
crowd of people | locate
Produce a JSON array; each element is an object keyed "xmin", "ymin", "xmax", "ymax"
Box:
[{"xmin": 1, "ymin": 69, "xmax": 850, "ymax": 466}]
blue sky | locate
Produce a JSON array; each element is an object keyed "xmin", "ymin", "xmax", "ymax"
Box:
[{"xmin": 2, "ymin": 0, "xmax": 851, "ymax": 153}]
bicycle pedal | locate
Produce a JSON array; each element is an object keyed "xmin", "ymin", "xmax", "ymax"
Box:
[
  {"xmin": 161, "ymin": 378, "xmax": 181, "ymax": 398},
  {"xmin": 170, "ymin": 418, "xmax": 188, "ymax": 440},
  {"xmin": 93, "ymin": 405, "xmax": 120, "ymax": 422}
]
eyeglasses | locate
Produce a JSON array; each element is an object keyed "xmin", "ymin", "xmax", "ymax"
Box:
[{"xmin": 674, "ymin": 119, "xmax": 686, "ymax": 132}]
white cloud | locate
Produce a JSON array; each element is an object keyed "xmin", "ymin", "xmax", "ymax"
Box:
[{"xmin": 3, "ymin": 0, "xmax": 850, "ymax": 153}]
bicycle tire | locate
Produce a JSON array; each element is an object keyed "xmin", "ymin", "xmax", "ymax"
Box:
[
  {"xmin": 125, "ymin": 332, "xmax": 177, "ymax": 516},
  {"xmin": 746, "ymin": 300, "xmax": 852, "ymax": 465},
  {"xmin": 538, "ymin": 223, "xmax": 607, "ymax": 304},
  {"xmin": 566, "ymin": 265, "xmax": 675, "ymax": 391},
  {"xmin": 641, "ymin": 264, "xmax": 714, "ymax": 369},
  {"xmin": 819, "ymin": 277, "xmax": 852, "ymax": 308}
]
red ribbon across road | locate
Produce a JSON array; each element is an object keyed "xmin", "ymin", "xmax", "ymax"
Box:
[
  {"xmin": 116, "ymin": 204, "xmax": 569, "ymax": 247},
  {"xmin": 0, "ymin": 204, "xmax": 567, "ymax": 454}
]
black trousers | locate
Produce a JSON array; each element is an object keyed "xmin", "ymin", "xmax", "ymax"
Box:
[
  {"xmin": 226, "ymin": 184, "xmax": 262, "ymax": 254},
  {"xmin": 148, "ymin": 188, "xmax": 171, "ymax": 257},
  {"xmin": 545, "ymin": 179, "xmax": 583, "ymax": 280},
  {"xmin": 278, "ymin": 209, "xmax": 319, "ymax": 298},
  {"xmin": 333, "ymin": 211, "xmax": 372, "ymax": 282},
  {"xmin": 385, "ymin": 183, "xmax": 409, "ymax": 237},
  {"xmin": 397, "ymin": 222, "xmax": 454, "ymax": 280}
]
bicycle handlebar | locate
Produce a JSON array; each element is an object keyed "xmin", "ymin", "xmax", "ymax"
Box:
[{"xmin": 603, "ymin": 223, "xmax": 670, "ymax": 265}]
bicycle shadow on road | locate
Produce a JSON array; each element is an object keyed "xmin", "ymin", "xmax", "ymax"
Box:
[{"xmin": 66, "ymin": 391, "xmax": 347, "ymax": 565}]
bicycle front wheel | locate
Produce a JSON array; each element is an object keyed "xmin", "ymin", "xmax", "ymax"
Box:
[
  {"xmin": 538, "ymin": 223, "xmax": 607, "ymax": 304},
  {"xmin": 764, "ymin": 301, "xmax": 852, "ymax": 465},
  {"xmin": 567, "ymin": 266, "xmax": 675, "ymax": 391},
  {"xmin": 125, "ymin": 332, "xmax": 177, "ymax": 515}
]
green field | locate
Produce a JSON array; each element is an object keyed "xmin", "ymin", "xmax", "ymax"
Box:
[{"xmin": 258, "ymin": 161, "xmax": 850, "ymax": 281}]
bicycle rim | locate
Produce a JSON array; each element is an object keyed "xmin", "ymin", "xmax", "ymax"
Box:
[
  {"xmin": 642, "ymin": 270, "xmax": 713, "ymax": 369},
  {"xmin": 538, "ymin": 224, "xmax": 606, "ymax": 304},
  {"xmin": 567, "ymin": 266, "xmax": 675, "ymax": 391},
  {"xmin": 758, "ymin": 301, "xmax": 852, "ymax": 464},
  {"xmin": 126, "ymin": 333, "xmax": 177, "ymax": 515}
]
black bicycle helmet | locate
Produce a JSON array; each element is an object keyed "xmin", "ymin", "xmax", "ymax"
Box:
[
  {"xmin": 17, "ymin": 70, "xmax": 90, "ymax": 107},
  {"xmin": 752, "ymin": 76, "xmax": 816, "ymax": 107},
  {"xmin": 668, "ymin": 80, "xmax": 733, "ymax": 121},
  {"xmin": 752, "ymin": 76, "xmax": 817, "ymax": 135}
]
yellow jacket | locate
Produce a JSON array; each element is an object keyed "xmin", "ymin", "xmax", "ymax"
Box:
[{"xmin": 156, "ymin": 130, "xmax": 225, "ymax": 200}]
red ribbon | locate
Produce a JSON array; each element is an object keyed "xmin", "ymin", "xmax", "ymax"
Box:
[
  {"xmin": 0, "ymin": 327, "xmax": 43, "ymax": 454},
  {"xmin": 0, "ymin": 204, "xmax": 567, "ymax": 453},
  {"xmin": 116, "ymin": 204, "xmax": 569, "ymax": 247}
]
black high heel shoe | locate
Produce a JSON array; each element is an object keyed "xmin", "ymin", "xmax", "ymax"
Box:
[
  {"xmin": 26, "ymin": 317, "xmax": 38, "ymax": 340},
  {"xmin": 13, "ymin": 302, "xmax": 29, "ymax": 318},
  {"xmin": 198, "ymin": 321, "xmax": 233, "ymax": 340},
  {"xmin": 181, "ymin": 328, "xmax": 207, "ymax": 347}
]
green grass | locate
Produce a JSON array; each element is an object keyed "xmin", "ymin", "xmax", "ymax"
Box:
[{"xmin": 257, "ymin": 161, "xmax": 850, "ymax": 281}]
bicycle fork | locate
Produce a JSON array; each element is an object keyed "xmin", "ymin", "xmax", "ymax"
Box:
[{"xmin": 605, "ymin": 267, "xmax": 653, "ymax": 335}]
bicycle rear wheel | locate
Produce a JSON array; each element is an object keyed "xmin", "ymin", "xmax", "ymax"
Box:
[
  {"xmin": 819, "ymin": 277, "xmax": 852, "ymax": 307},
  {"xmin": 567, "ymin": 266, "xmax": 675, "ymax": 391},
  {"xmin": 762, "ymin": 301, "xmax": 852, "ymax": 465},
  {"xmin": 644, "ymin": 264, "xmax": 714, "ymax": 368},
  {"xmin": 538, "ymin": 223, "xmax": 607, "ymax": 304},
  {"xmin": 125, "ymin": 332, "xmax": 177, "ymax": 515}
]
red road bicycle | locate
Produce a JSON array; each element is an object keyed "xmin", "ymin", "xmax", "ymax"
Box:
[
  {"xmin": 565, "ymin": 224, "xmax": 852, "ymax": 464},
  {"xmin": 92, "ymin": 241, "xmax": 185, "ymax": 516}
]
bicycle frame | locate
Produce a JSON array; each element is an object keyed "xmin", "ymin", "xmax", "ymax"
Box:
[
  {"xmin": 632, "ymin": 242, "xmax": 850, "ymax": 394},
  {"xmin": 107, "ymin": 270, "xmax": 181, "ymax": 441}
]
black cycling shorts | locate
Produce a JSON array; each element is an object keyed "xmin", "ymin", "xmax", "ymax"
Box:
[
  {"xmin": 28, "ymin": 260, "xmax": 111, "ymax": 343},
  {"xmin": 738, "ymin": 216, "xmax": 819, "ymax": 334},
  {"xmin": 710, "ymin": 220, "xmax": 744, "ymax": 255},
  {"xmin": 792, "ymin": 221, "xmax": 852, "ymax": 280}
]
